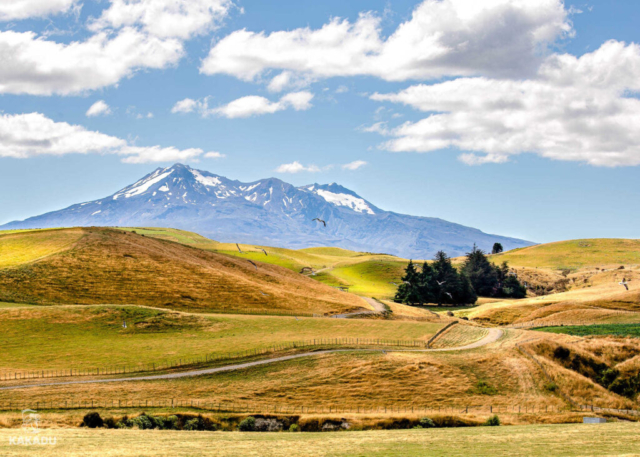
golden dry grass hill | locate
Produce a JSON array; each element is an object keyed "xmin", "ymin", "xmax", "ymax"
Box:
[{"xmin": 0, "ymin": 227, "xmax": 368, "ymax": 315}]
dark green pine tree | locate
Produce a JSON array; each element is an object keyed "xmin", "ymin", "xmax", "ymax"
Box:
[
  {"xmin": 417, "ymin": 262, "xmax": 438, "ymax": 305},
  {"xmin": 462, "ymin": 244, "xmax": 499, "ymax": 297},
  {"xmin": 394, "ymin": 260, "xmax": 422, "ymax": 305},
  {"xmin": 432, "ymin": 251, "xmax": 460, "ymax": 306}
]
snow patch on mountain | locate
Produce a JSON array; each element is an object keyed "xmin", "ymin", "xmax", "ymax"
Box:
[
  {"xmin": 316, "ymin": 189, "xmax": 375, "ymax": 215},
  {"xmin": 191, "ymin": 170, "xmax": 221, "ymax": 187},
  {"xmin": 114, "ymin": 169, "xmax": 174, "ymax": 200}
]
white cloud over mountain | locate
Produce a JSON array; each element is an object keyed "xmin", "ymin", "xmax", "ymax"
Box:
[
  {"xmin": 172, "ymin": 91, "xmax": 314, "ymax": 118},
  {"xmin": 0, "ymin": 112, "xmax": 217, "ymax": 163},
  {"xmin": 201, "ymin": 0, "xmax": 571, "ymax": 91},
  {"xmin": 369, "ymin": 40, "xmax": 640, "ymax": 167}
]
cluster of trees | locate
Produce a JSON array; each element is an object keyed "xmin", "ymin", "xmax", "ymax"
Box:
[{"xmin": 394, "ymin": 246, "xmax": 526, "ymax": 306}]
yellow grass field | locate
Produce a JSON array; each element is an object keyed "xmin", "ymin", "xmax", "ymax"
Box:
[{"xmin": 1, "ymin": 422, "xmax": 639, "ymax": 456}]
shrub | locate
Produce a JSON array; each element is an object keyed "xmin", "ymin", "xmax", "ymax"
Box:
[
  {"xmin": 103, "ymin": 417, "xmax": 117, "ymax": 429},
  {"xmin": 238, "ymin": 417, "xmax": 256, "ymax": 432},
  {"xmin": 183, "ymin": 418, "xmax": 202, "ymax": 431},
  {"xmin": 289, "ymin": 424, "xmax": 300, "ymax": 432},
  {"xmin": 83, "ymin": 412, "xmax": 104, "ymax": 429},
  {"xmin": 418, "ymin": 417, "xmax": 435, "ymax": 428},
  {"xmin": 131, "ymin": 414, "xmax": 154, "ymax": 430},
  {"xmin": 163, "ymin": 415, "xmax": 179, "ymax": 430},
  {"xmin": 554, "ymin": 346, "xmax": 571, "ymax": 360},
  {"xmin": 476, "ymin": 381, "xmax": 497, "ymax": 395},
  {"xmin": 485, "ymin": 415, "xmax": 500, "ymax": 426},
  {"xmin": 544, "ymin": 382, "xmax": 558, "ymax": 392}
]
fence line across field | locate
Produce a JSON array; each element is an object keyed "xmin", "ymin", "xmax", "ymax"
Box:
[
  {"xmin": 507, "ymin": 314, "xmax": 640, "ymax": 329},
  {"xmin": 0, "ymin": 399, "xmax": 626, "ymax": 416},
  {"xmin": 0, "ymin": 338, "xmax": 430, "ymax": 382}
]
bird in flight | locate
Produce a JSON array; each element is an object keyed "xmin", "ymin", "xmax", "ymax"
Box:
[
  {"xmin": 437, "ymin": 280, "xmax": 446, "ymax": 286},
  {"xmin": 403, "ymin": 281, "xmax": 411, "ymax": 285},
  {"xmin": 248, "ymin": 260, "xmax": 258, "ymax": 271},
  {"xmin": 445, "ymin": 292, "xmax": 453, "ymax": 300},
  {"xmin": 389, "ymin": 282, "xmax": 398, "ymax": 285},
  {"xmin": 620, "ymin": 279, "xmax": 629, "ymax": 290},
  {"xmin": 122, "ymin": 320, "xmax": 127, "ymax": 329},
  {"xmin": 313, "ymin": 218, "xmax": 326, "ymax": 227},
  {"xmin": 260, "ymin": 291, "xmax": 268, "ymax": 296},
  {"xmin": 295, "ymin": 316, "xmax": 299, "ymax": 321},
  {"xmin": 382, "ymin": 350, "xmax": 387, "ymax": 355},
  {"xmin": 255, "ymin": 248, "xmax": 268, "ymax": 256},
  {"xmin": 236, "ymin": 243, "xmax": 244, "ymax": 253}
]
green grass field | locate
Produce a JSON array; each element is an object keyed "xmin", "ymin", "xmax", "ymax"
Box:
[
  {"xmin": 537, "ymin": 323, "xmax": 640, "ymax": 338},
  {"xmin": 0, "ymin": 306, "xmax": 443, "ymax": 372},
  {"xmin": 491, "ymin": 239, "xmax": 640, "ymax": 270},
  {"xmin": 1, "ymin": 423, "xmax": 638, "ymax": 456}
]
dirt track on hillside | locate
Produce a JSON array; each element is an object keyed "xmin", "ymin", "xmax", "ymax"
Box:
[{"xmin": 0, "ymin": 330, "xmax": 503, "ymax": 391}]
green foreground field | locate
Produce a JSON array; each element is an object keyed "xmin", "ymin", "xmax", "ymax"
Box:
[
  {"xmin": 1, "ymin": 423, "xmax": 639, "ymax": 456},
  {"xmin": 538, "ymin": 323, "xmax": 640, "ymax": 338},
  {"xmin": 0, "ymin": 306, "xmax": 443, "ymax": 372}
]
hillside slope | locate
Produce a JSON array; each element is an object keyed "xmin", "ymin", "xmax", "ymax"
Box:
[
  {"xmin": 0, "ymin": 163, "xmax": 533, "ymax": 258},
  {"xmin": 0, "ymin": 228, "xmax": 368, "ymax": 315}
]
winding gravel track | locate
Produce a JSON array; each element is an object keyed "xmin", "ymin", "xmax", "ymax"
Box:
[{"xmin": 0, "ymin": 329, "xmax": 503, "ymax": 391}]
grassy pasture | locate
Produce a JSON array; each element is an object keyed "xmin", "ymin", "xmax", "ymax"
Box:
[
  {"xmin": 0, "ymin": 306, "xmax": 443, "ymax": 372},
  {"xmin": 538, "ymin": 323, "xmax": 640, "ymax": 338},
  {"xmin": 2, "ymin": 423, "xmax": 640, "ymax": 457},
  {"xmin": 491, "ymin": 238, "xmax": 640, "ymax": 270},
  {"xmin": 116, "ymin": 227, "xmax": 409, "ymax": 299},
  {"xmin": 0, "ymin": 228, "xmax": 370, "ymax": 315},
  {"xmin": 0, "ymin": 228, "xmax": 83, "ymax": 268},
  {"xmin": 0, "ymin": 331, "xmax": 565, "ymax": 413}
]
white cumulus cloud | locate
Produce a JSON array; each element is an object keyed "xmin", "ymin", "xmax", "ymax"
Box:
[
  {"xmin": 342, "ymin": 160, "xmax": 367, "ymax": 170},
  {"xmin": 0, "ymin": 112, "xmax": 219, "ymax": 164},
  {"xmin": 0, "ymin": 29, "xmax": 183, "ymax": 96},
  {"xmin": 89, "ymin": 0, "xmax": 233, "ymax": 39},
  {"xmin": 275, "ymin": 161, "xmax": 321, "ymax": 174},
  {"xmin": 86, "ymin": 100, "xmax": 112, "ymax": 117},
  {"xmin": 368, "ymin": 40, "xmax": 640, "ymax": 167},
  {"xmin": 172, "ymin": 91, "xmax": 314, "ymax": 119},
  {"xmin": 201, "ymin": 0, "xmax": 571, "ymax": 91},
  {"xmin": 0, "ymin": 0, "xmax": 78, "ymax": 21}
]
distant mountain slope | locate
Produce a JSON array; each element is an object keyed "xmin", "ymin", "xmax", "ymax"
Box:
[
  {"xmin": 0, "ymin": 228, "xmax": 368, "ymax": 314},
  {"xmin": 0, "ymin": 163, "xmax": 533, "ymax": 258}
]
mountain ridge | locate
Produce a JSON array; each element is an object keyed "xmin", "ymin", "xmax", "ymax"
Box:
[{"xmin": 0, "ymin": 163, "xmax": 534, "ymax": 258}]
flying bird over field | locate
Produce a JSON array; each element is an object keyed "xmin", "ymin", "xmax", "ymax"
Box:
[
  {"xmin": 445, "ymin": 292, "xmax": 453, "ymax": 299},
  {"xmin": 256, "ymin": 248, "xmax": 268, "ymax": 256},
  {"xmin": 437, "ymin": 281, "xmax": 446, "ymax": 286},
  {"xmin": 248, "ymin": 260, "xmax": 258, "ymax": 270},
  {"xmin": 236, "ymin": 243, "xmax": 244, "ymax": 253},
  {"xmin": 620, "ymin": 279, "xmax": 629, "ymax": 290},
  {"xmin": 313, "ymin": 218, "xmax": 326, "ymax": 227}
]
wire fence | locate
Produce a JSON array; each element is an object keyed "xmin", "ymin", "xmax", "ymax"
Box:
[
  {"xmin": 0, "ymin": 399, "xmax": 587, "ymax": 416},
  {"xmin": 507, "ymin": 314, "xmax": 640, "ymax": 329},
  {"xmin": 0, "ymin": 338, "xmax": 428, "ymax": 382},
  {"xmin": 579, "ymin": 404, "xmax": 640, "ymax": 417}
]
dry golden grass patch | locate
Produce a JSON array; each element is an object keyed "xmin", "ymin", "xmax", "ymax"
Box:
[
  {"xmin": 430, "ymin": 325, "xmax": 489, "ymax": 349},
  {"xmin": 0, "ymin": 228, "xmax": 367, "ymax": 315}
]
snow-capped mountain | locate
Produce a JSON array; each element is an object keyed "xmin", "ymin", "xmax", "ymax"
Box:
[{"xmin": 1, "ymin": 164, "xmax": 533, "ymax": 258}]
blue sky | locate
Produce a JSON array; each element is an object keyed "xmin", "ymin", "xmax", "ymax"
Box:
[{"xmin": 1, "ymin": 0, "xmax": 639, "ymax": 243}]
